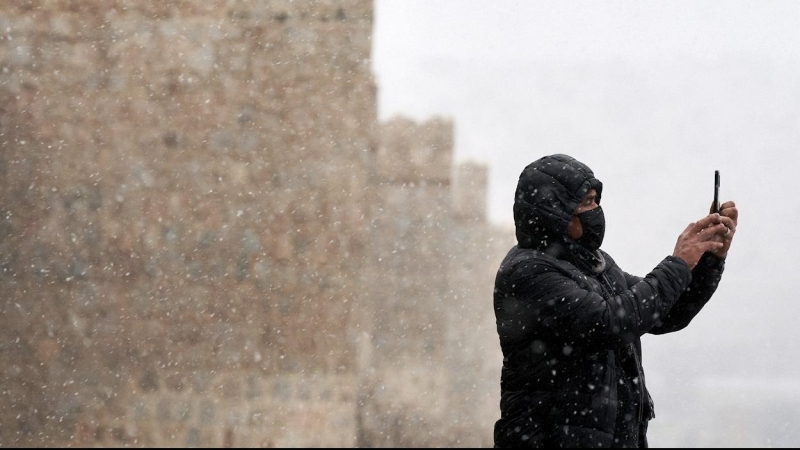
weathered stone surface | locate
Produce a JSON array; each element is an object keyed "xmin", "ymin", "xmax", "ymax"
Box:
[
  {"xmin": 1, "ymin": 0, "xmax": 375, "ymax": 446},
  {"xmin": 356, "ymin": 118, "xmax": 510, "ymax": 447},
  {"xmin": 0, "ymin": 1, "xmax": 509, "ymax": 448}
]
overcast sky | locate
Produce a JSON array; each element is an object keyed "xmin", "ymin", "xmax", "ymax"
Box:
[{"xmin": 373, "ymin": 1, "xmax": 800, "ymax": 446}]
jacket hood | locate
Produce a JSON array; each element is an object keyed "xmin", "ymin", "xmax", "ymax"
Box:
[{"xmin": 514, "ymin": 154, "xmax": 603, "ymax": 252}]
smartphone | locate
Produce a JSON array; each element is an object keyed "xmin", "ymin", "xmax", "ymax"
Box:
[{"xmin": 713, "ymin": 170, "xmax": 720, "ymax": 213}]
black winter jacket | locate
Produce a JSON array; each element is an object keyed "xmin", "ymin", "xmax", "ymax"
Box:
[{"xmin": 494, "ymin": 155, "xmax": 724, "ymax": 448}]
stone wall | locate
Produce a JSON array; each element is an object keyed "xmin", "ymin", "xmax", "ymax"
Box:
[
  {"xmin": 360, "ymin": 116, "xmax": 456, "ymax": 447},
  {"xmin": 0, "ymin": 1, "xmax": 512, "ymax": 447},
  {"xmin": 446, "ymin": 162, "xmax": 507, "ymax": 447},
  {"xmin": 1, "ymin": 1, "xmax": 376, "ymax": 447},
  {"xmin": 359, "ymin": 117, "xmax": 509, "ymax": 447}
]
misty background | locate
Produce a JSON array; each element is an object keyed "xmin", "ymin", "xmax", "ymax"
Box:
[{"xmin": 374, "ymin": 0, "xmax": 799, "ymax": 447}]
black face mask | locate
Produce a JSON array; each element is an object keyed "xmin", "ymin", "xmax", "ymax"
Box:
[{"xmin": 576, "ymin": 206, "xmax": 605, "ymax": 251}]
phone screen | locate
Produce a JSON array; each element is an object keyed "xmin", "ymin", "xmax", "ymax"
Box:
[{"xmin": 714, "ymin": 170, "xmax": 720, "ymax": 213}]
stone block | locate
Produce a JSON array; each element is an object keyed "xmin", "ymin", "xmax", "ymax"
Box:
[
  {"xmin": 199, "ymin": 400, "xmax": 215, "ymax": 425},
  {"xmin": 219, "ymin": 378, "xmax": 242, "ymax": 400},
  {"xmin": 271, "ymin": 379, "xmax": 291, "ymax": 401},
  {"xmin": 185, "ymin": 427, "xmax": 200, "ymax": 447},
  {"xmin": 131, "ymin": 400, "xmax": 150, "ymax": 421},
  {"xmin": 246, "ymin": 375, "xmax": 263, "ymax": 400},
  {"xmin": 9, "ymin": 41, "xmax": 33, "ymax": 68},
  {"xmin": 139, "ymin": 369, "xmax": 160, "ymax": 393},
  {"xmin": 164, "ymin": 371, "xmax": 189, "ymax": 392},
  {"xmin": 177, "ymin": 400, "xmax": 193, "ymax": 422},
  {"xmin": 157, "ymin": 398, "xmax": 173, "ymax": 422}
]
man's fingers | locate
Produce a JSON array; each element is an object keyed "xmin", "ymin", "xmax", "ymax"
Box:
[
  {"xmin": 719, "ymin": 216, "xmax": 736, "ymax": 233},
  {"xmin": 720, "ymin": 203, "xmax": 738, "ymax": 222},
  {"xmin": 691, "ymin": 213, "xmax": 721, "ymax": 233},
  {"xmin": 698, "ymin": 223, "xmax": 727, "ymax": 241},
  {"xmin": 709, "ymin": 200, "xmax": 736, "ymax": 214}
]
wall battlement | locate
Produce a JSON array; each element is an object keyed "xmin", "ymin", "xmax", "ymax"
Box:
[
  {"xmin": 453, "ymin": 161, "xmax": 489, "ymax": 222},
  {"xmin": 377, "ymin": 116, "xmax": 454, "ymax": 184}
]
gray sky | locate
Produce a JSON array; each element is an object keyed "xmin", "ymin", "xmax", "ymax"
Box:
[{"xmin": 374, "ymin": 1, "xmax": 800, "ymax": 446}]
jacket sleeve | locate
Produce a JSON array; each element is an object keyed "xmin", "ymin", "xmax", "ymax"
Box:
[
  {"xmin": 632, "ymin": 253, "xmax": 725, "ymax": 335},
  {"xmin": 498, "ymin": 256, "xmax": 693, "ymax": 348}
]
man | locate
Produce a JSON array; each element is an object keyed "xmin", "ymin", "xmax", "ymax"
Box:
[{"xmin": 493, "ymin": 154, "xmax": 738, "ymax": 448}]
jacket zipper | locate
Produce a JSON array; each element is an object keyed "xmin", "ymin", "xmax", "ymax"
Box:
[
  {"xmin": 631, "ymin": 344, "xmax": 645, "ymax": 422},
  {"xmin": 600, "ymin": 272, "xmax": 645, "ymax": 423}
]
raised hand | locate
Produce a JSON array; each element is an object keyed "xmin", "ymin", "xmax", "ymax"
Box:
[
  {"xmin": 709, "ymin": 201, "xmax": 738, "ymax": 259},
  {"xmin": 673, "ymin": 213, "xmax": 728, "ymax": 269}
]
